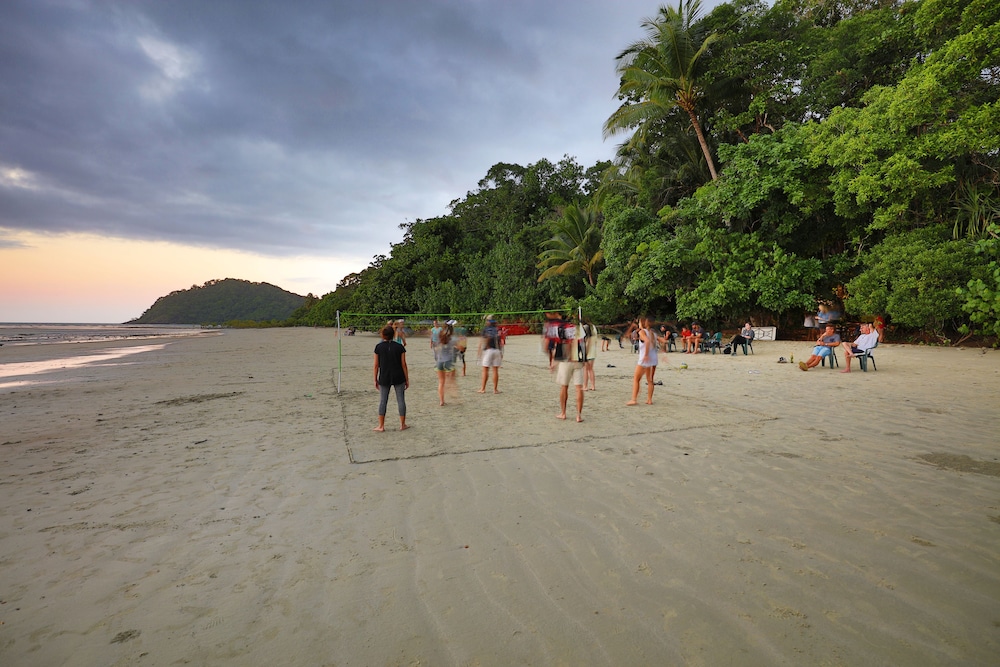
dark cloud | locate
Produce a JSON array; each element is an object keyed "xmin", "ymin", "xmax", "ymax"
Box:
[{"xmin": 0, "ymin": 0, "xmax": 702, "ymax": 259}]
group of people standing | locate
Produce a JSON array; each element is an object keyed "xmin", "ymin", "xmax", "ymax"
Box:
[
  {"xmin": 371, "ymin": 316, "xmax": 504, "ymax": 431},
  {"xmin": 374, "ymin": 314, "xmax": 837, "ymax": 432}
]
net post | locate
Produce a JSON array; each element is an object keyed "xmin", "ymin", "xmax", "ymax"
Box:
[{"xmin": 336, "ymin": 310, "xmax": 342, "ymax": 393}]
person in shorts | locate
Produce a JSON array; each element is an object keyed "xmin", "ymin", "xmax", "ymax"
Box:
[
  {"xmin": 478, "ymin": 316, "xmax": 502, "ymax": 394},
  {"xmin": 554, "ymin": 318, "xmax": 586, "ymax": 421},
  {"xmin": 799, "ymin": 324, "xmax": 841, "ymax": 370},
  {"xmin": 839, "ymin": 322, "xmax": 879, "ymax": 373},
  {"xmin": 434, "ymin": 323, "xmax": 458, "ymax": 404}
]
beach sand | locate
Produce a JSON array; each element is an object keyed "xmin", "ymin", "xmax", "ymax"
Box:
[{"xmin": 1, "ymin": 329, "xmax": 998, "ymax": 665}]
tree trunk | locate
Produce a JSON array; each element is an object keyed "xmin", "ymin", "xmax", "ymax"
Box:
[{"xmin": 687, "ymin": 108, "xmax": 718, "ymax": 181}]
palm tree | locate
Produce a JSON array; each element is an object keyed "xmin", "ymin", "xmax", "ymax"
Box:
[
  {"xmin": 537, "ymin": 206, "xmax": 604, "ymax": 286},
  {"xmin": 604, "ymin": 0, "xmax": 721, "ymax": 181}
]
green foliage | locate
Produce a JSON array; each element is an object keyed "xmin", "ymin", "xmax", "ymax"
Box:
[
  {"xmin": 844, "ymin": 225, "xmax": 981, "ymax": 331},
  {"xmin": 806, "ymin": 5, "xmax": 1000, "ymax": 231},
  {"xmin": 605, "ymin": 0, "xmax": 722, "ymax": 181},
  {"xmin": 957, "ymin": 223, "xmax": 1000, "ymax": 339},
  {"xmin": 129, "ymin": 279, "xmax": 305, "ymax": 325},
  {"xmin": 296, "ymin": 0, "xmax": 997, "ymax": 339},
  {"xmin": 302, "ymin": 157, "xmax": 595, "ymax": 319},
  {"xmin": 537, "ymin": 206, "xmax": 604, "ymax": 286}
]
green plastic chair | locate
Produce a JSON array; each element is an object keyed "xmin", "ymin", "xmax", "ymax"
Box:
[{"xmin": 853, "ymin": 341, "xmax": 879, "ymax": 371}]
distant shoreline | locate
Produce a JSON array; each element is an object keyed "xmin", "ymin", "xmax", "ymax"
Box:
[{"xmin": 0, "ymin": 323, "xmax": 209, "ymax": 347}]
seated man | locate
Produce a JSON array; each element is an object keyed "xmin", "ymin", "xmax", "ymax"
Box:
[
  {"xmin": 799, "ymin": 325, "xmax": 841, "ymax": 370},
  {"xmin": 728, "ymin": 322, "xmax": 755, "ymax": 355},
  {"xmin": 840, "ymin": 323, "xmax": 879, "ymax": 373}
]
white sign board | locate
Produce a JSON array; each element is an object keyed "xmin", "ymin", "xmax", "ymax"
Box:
[{"xmin": 752, "ymin": 326, "xmax": 777, "ymax": 341}]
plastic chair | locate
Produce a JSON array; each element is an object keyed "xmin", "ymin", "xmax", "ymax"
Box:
[
  {"xmin": 703, "ymin": 332, "xmax": 723, "ymax": 354},
  {"xmin": 852, "ymin": 341, "xmax": 878, "ymax": 371},
  {"xmin": 820, "ymin": 348, "xmax": 839, "ymax": 368},
  {"xmin": 739, "ymin": 338, "xmax": 754, "ymax": 355}
]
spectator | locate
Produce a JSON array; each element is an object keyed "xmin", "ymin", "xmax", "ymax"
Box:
[
  {"xmin": 799, "ymin": 325, "xmax": 841, "ymax": 371},
  {"xmin": 680, "ymin": 325, "xmax": 694, "ymax": 353},
  {"xmin": 840, "ymin": 323, "xmax": 880, "ymax": 373},
  {"xmin": 727, "ymin": 322, "xmax": 755, "ymax": 356},
  {"xmin": 689, "ymin": 322, "xmax": 704, "ymax": 354}
]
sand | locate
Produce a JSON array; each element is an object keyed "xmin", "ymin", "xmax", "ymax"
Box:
[{"xmin": 1, "ymin": 329, "xmax": 998, "ymax": 666}]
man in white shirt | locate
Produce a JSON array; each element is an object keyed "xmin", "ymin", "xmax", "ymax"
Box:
[{"xmin": 840, "ymin": 323, "xmax": 880, "ymax": 373}]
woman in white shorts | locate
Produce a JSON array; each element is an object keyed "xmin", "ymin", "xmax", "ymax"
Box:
[
  {"xmin": 478, "ymin": 316, "xmax": 502, "ymax": 394},
  {"xmin": 626, "ymin": 315, "xmax": 661, "ymax": 405}
]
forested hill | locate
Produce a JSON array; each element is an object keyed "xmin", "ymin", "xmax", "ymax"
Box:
[{"xmin": 128, "ymin": 279, "xmax": 307, "ymax": 324}]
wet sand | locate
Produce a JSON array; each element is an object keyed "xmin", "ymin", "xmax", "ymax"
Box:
[{"xmin": 1, "ymin": 329, "xmax": 998, "ymax": 665}]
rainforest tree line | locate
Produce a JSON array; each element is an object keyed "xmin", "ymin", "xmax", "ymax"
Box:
[{"xmin": 291, "ymin": 0, "xmax": 999, "ymax": 342}]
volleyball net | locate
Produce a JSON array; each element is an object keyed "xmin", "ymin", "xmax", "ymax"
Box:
[{"xmin": 334, "ymin": 308, "xmax": 580, "ymax": 392}]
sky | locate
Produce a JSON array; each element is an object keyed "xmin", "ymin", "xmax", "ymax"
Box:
[{"xmin": 1, "ymin": 0, "xmax": 719, "ymax": 323}]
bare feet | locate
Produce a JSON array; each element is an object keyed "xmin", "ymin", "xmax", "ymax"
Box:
[
  {"xmin": 400, "ymin": 424, "xmax": 409, "ymax": 431},
  {"xmin": 646, "ymin": 400, "xmax": 653, "ymax": 405},
  {"xmin": 556, "ymin": 413, "xmax": 566, "ymax": 420},
  {"xmin": 373, "ymin": 426, "xmax": 385, "ymax": 432},
  {"xmin": 840, "ymin": 369, "xmax": 851, "ymax": 373},
  {"xmin": 477, "ymin": 389, "xmax": 486, "ymax": 394},
  {"xmin": 576, "ymin": 415, "xmax": 583, "ymax": 422},
  {"xmin": 493, "ymin": 389, "xmax": 501, "ymax": 394},
  {"xmin": 626, "ymin": 400, "xmax": 638, "ymax": 406}
]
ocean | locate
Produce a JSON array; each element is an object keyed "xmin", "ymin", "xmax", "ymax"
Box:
[
  {"xmin": 0, "ymin": 324, "xmax": 213, "ymax": 390},
  {"xmin": 0, "ymin": 323, "xmax": 208, "ymax": 346}
]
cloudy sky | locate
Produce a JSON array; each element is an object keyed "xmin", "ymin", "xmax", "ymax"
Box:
[{"xmin": 1, "ymin": 0, "xmax": 718, "ymax": 323}]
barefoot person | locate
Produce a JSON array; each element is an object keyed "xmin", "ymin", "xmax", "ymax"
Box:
[
  {"xmin": 435, "ymin": 323, "xmax": 458, "ymax": 404},
  {"xmin": 799, "ymin": 324, "xmax": 841, "ymax": 371},
  {"xmin": 451, "ymin": 320, "xmax": 468, "ymax": 376},
  {"xmin": 478, "ymin": 315, "xmax": 502, "ymax": 394},
  {"xmin": 626, "ymin": 316, "xmax": 661, "ymax": 405},
  {"xmin": 839, "ymin": 322, "xmax": 879, "ymax": 373},
  {"xmin": 554, "ymin": 316, "xmax": 586, "ymax": 421},
  {"xmin": 583, "ymin": 317, "xmax": 598, "ymax": 391},
  {"xmin": 373, "ymin": 325, "xmax": 409, "ymax": 431}
]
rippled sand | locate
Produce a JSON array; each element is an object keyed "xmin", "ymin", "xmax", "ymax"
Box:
[{"xmin": 1, "ymin": 329, "xmax": 998, "ymax": 665}]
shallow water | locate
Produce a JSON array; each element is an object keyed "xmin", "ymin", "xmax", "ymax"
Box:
[
  {"xmin": 0, "ymin": 324, "xmax": 212, "ymax": 390},
  {"xmin": 0, "ymin": 344, "xmax": 169, "ymax": 389},
  {"xmin": 0, "ymin": 323, "xmax": 204, "ymax": 346}
]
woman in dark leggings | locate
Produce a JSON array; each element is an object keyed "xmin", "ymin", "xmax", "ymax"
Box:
[{"xmin": 373, "ymin": 325, "xmax": 409, "ymax": 431}]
